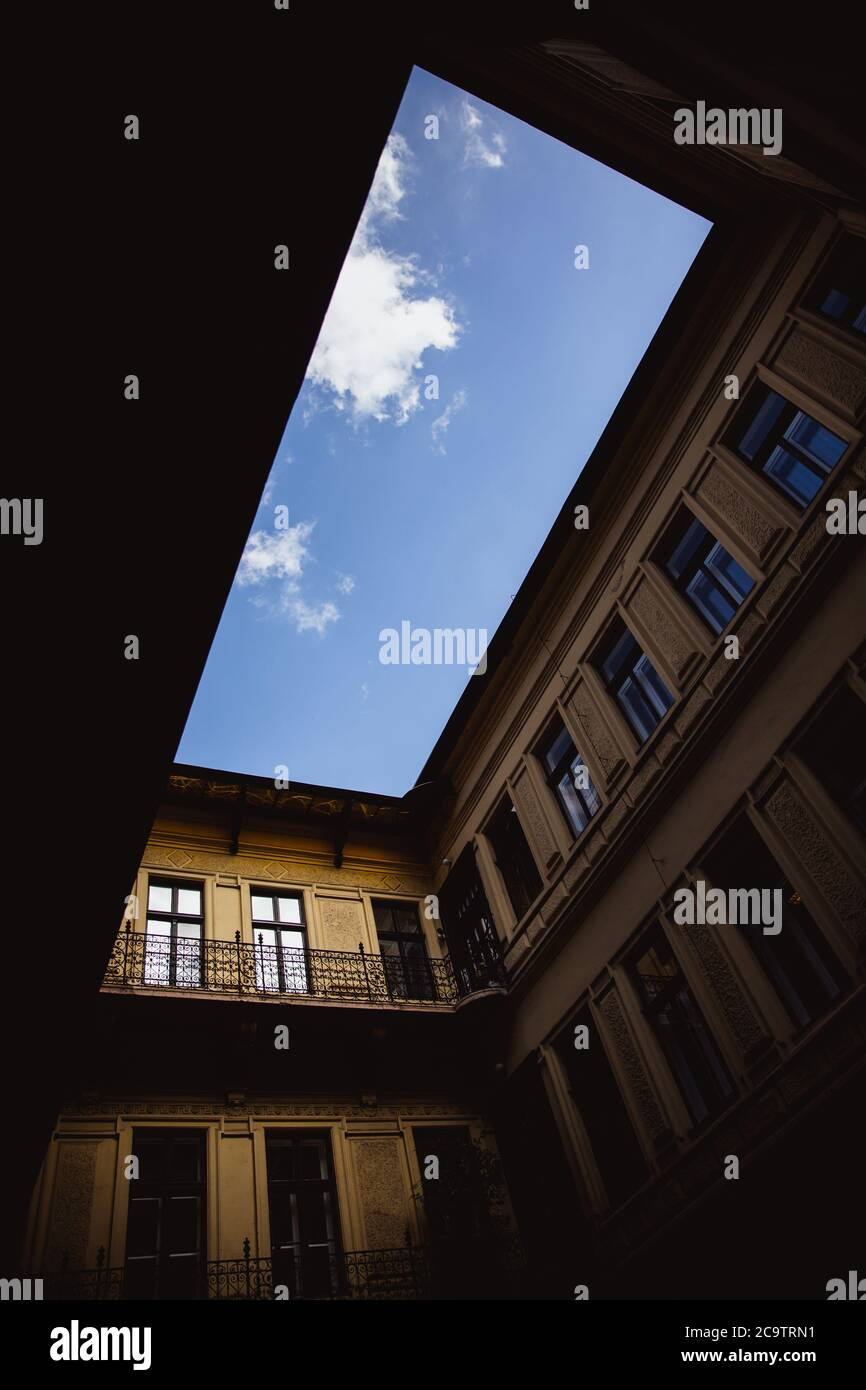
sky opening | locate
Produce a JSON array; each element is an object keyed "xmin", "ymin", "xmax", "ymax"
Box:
[{"xmin": 176, "ymin": 66, "xmax": 712, "ymax": 795}]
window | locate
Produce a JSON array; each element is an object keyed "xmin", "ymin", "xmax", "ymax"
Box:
[
  {"xmin": 125, "ymin": 1130, "xmax": 206, "ymax": 1299},
  {"xmin": 657, "ymin": 509, "xmax": 754, "ymax": 634},
  {"xmin": 540, "ymin": 719, "xmax": 601, "ymax": 837},
  {"xmin": 795, "ymin": 684, "xmax": 866, "ymax": 836},
  {"xmin": 438, "ymin": 846, "xmax": 504, "ymax": 993},
  {"xmin": 371, "ymin": 899, "xmax": 434, "ymax": 1000},
  {"xmin": 630, "ymin": 926, "xmax": 734, "ymax": 1125},
  {"xmin": 597, "ymin": 617, "xmax": 673, "ymax": 743},
  {"xmin": 554, "ymin": 1006, "xmax": 647, "ymax": 1209},
  {"xmin": 807, "ymin": 239, "xmax": 866, "ymax": 335},
  {"xmin": 728, "ymin": 386, "xmax": 847, "ymax": 507},
  {"xmin": 265, "ymin": 1131, "xmax": 342, "ymax": 1298},
  {"xmin": 703, "ymin": 817, "xmax": 847, "ymax": 1029},
  {"xmin": 412, "ymin": 1126, "xmax": 489, "ymax": 1242},
  {"xmin": 487, "ymin": 799, "xmax": 542, "ymax": 921},
  {"xmin": 251, "ymin": 891, "xmax": 308, "ymax": 994},
  {"xmin": 145, "ymin": 879, "xmax": 203, "ymax": 987}
]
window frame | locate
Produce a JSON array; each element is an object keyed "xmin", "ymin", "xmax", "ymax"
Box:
[
  {"xmin": 485, "ymin": 797, "xmax": 543, "ymax": 923},
  {"xmin": 656, "ymin": 508, "xmax": 755, "ymax": 635},
  {"xmin": 595, "ymin": 616, "xmax": 674, "ymax": 745},
  {"xmin": 371, "ymin": 897, "xmax": 435, "ymax": 1001},
  {"xmin": 144, "ymin": 876, "xmax": 204, "ymax": 988},
  {"xmin": 701, "ymin": 816, "xmax": 849, "ymax": 1032},
  {"xmin": 726, "ymin": 384, "xmax": 848, "ymax": 508},
  {"xmin": 629, "ymin": 923, "xmax": 735, "ymax": 1127},
  {"xmin": 250, "ymin": 888, "xmax": 310, "ymax": 995},
  {"xmin": 538, "ymin": 717, "xmax": 602, "ymax": 839},
  {"xmin": 805, "ymin": 239, "xmax": 866, "ymax": 336}
]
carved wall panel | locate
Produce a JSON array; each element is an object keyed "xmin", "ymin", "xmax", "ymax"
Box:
[
  {"xmin": 317, "ymin": 897, "xmax": 368, "ymax": 952},
  {"xmin": 676, "ymin": 925, "xmax": 766, "ymax": 1055},
  {"xmin": 763, "ymin": 780, "xmax": 866, "ymax": 945},
  {"xmin": 697, "ymin": 464, "xmax": 781, "ymax": 560},
  {"xmin": 512, "ymin": 772, "xmax": 558, "ymax": 868},
  {"xmin": 353, "ymin": 1138, "xmax": 410, "ymax": 1249},
  {"xmin": 774, "ymin": 329, "xmax": 866, "ymax": 416},
  {"xmin": 626, "ymin": 579, "xmax": 697, "ymax": 683},
  {"xmin": 45, "ymin": 1142, "xmax": 97, "ymax": 1270},
  {"xmin": 566, "ymin": 682, "xmax": 624, "ymax": 781},
  {"xmin": 597, "ymin": 990, "xmax": 668, "ymax": 1143}
]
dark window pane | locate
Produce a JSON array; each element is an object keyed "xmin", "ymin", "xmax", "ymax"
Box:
[
  {"xmin": 687, "ymin": 570, "xmax": 735, "ymax": 633},
  {"xmin": 631, "ymin": 928, "xmax": 733, "ymax": 1125},
  {"xmin": 170, "ymin": 1141, "xmax": 201, "ymax": 1184},
  {"xmin": 784, "ymin": 413, "xmax": 846, "ymax": 470},
  {"xmin": 796, "ymin": 685, "xmax": 866, "ymax": 835},
  {"xmin": 438, "ymin": 847, "xmax": 504, "ymax": 994},
  {"xmin": 544, "ymin": 724, "xmax": 574, "ymax": 774},
  {"xmin": 487, "ymin": 800, "xmax": 542, "ymax": 920},
  {"xmin": 601, "ymin": 627, "xmax": 637, "ymax": 684},
  {"xmin": 703, "ymin": 817, "xmax": 847, "ymax": 1027},
  {"xmin": 667, "ymin": 517, "xmax": 707, "ymax": 578},
  {"xmin": 126, "ymin": 1198, "xmax": 160, "ymax": 1258},
  {"xmin": 598, "ymin": 619, "xmax": 672, "ymax": 742},
  {"xmin": 820, "ymin": 288, "xmax": 850, "ymax": 320},
  {"xmin": 764, "ymin": 446, "xmax": 823, "ymax": 504},
  {"xmin": 541, "ymin": 719, "xmax": 601, "ymax": 838},
  {"xmin": 730, "ymin": 386, "xmax": 846, "ymax": 507},
  {"xmin": 164, "ymin": 1196, "xmax": 200, "ymax": 1254},
  {"xmin": 704, "ymin": 543, "xmax": 753, "ymax": 603},
  {"xmin": 737, "ymin": 389, "xmax": 787, "ymax": 460},
  {"xmin": 554, "ymin": 1008, "xmax": 647, "ymax": 1208}
]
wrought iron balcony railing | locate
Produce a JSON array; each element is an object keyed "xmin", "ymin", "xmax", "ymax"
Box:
[
  {"xmin": 103, "ymin": 926, "xmax": 506, "ymax": 1005},
  {"xmin": 26, "ymin": 1238, "xmax": 523, "ymax": 1301}
]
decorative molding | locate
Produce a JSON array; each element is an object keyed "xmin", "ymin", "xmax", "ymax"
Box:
[
  {"xmin": 60, "ymin": 1100, "xmax": 471, "ymax": 1120},
  {"xmin": 353, "ymin": 1138, "xmax": 409, "ymax": 1249},
  {"xmin": 143, "ymin": 845, "xmax": 429, "ymax": 897},
  {"xmin": 567, "ymin": 682, "xmax": 623, "ymax": 781},
  {"xmin": 627, "ymin": 579, "xmax": 696, "ymax": 681},
  {"xmin": 763, "ymin": 781, "xmax": 866, "ymax": 944},
  {"xmin": 697, "ymin": 465, "xmax": 781, "ymax": 559},
  {"xmin": 774, "ymin": 329, "xmax": 866, "ymax": 416},
  {"xmin": 598, "ymin": 991, "xmax": 668, "ymax": 1141},
  {"xmin": 512, "ymin": 774, "xmax": 559, "ymax": 867},
  {"xmin": 679, "ymin": 925, "xmax": 765, "ymax": 1054},
  {"xmin": 318, "ymin": 898, "xmax": 367, "ymax": 952},
  {"xmin": 46, "ymin": 1143, "xmax": 97, "ymax": 1270}
]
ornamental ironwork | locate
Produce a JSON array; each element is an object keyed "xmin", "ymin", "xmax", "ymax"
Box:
[{"xmin": 103, "ymin": 926, "xmax": 506, "ymax": 1004}]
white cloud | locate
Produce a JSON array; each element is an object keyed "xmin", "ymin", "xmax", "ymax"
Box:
[
  {"xmin": 237, "ymin": 523, "xmax": 312, "ymax": 587},
  {"xmin": 431, "ymin": 389, "xmax": 468, "ymax": 454},
  {"xmin": 336, "ymin": 573, "xmax": 355, "ymax": 596},
  {"xmin": 284, "ymin": 596, "xmax": 340, "ymax": 635},
  {"xmin": 306, "ymin": 133, "xmax": 462, "ymax": 426},
  {"xmin": 461, "ymin": 101, "xmax": 507, "ymax": 169},
  {"xmin": 235, "ymin": 521, "xmax": 340, "ymax": 637},
  {"xmin": 360, "ymin": 682, "xmax": 370, "ymax": 701}
]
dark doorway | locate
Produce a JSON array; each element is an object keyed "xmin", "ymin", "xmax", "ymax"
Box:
[
  {"xmin": 492, "ymin": 1053, "xmax": 597, "ymax": 1299},
  {"xmin": 372, "ymin": 899, "xmax": 434, "ymax": 1000},
  {"xmin": 124, "ymin": 1129, "xmax": 206, "ymax": 1299},
  {"xmin": 265, "ymin": 1130, "xmax": 342, "ymax": 1298}
]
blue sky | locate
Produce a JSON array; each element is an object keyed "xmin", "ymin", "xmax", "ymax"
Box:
[{"xmin": 177, "ymin": 67, "xmax": 711, "ymax": 796}]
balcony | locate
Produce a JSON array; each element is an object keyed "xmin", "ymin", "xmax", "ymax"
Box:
[
  {"xmin": 30, "ymin": 1237, "xmax": 524, "ymax": 1301},
  {"xmin": 102, "ymin": 926, "xmax": 506, "ymax": 1007}
]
